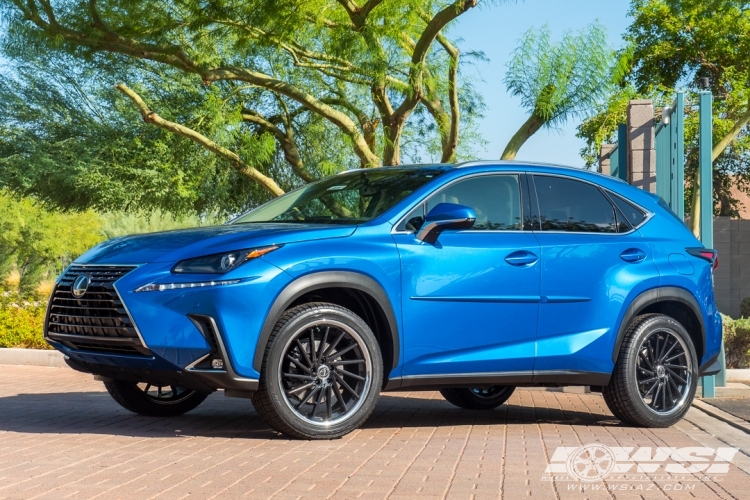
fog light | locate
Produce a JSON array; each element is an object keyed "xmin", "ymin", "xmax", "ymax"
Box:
[{"xmin": 211, "ymin": 359, "xmax": 224, "ymax": 370}]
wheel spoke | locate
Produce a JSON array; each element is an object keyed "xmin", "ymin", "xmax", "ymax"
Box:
[
  {"xmin": 144, "ymin": 383, "xmax": 151, "ymax": 395},
  {"xmin": 309, "ymin": 384, "xmax": 325, "ymax": 418},
  {"xmin": 327, "ymin": 343, "xmax": 357, "ymax": 361},
  {"xmin": 332, "ymin": 371, "xmax": 360, "ymax": 399},
  {"xmin": 335, "ymin": 379, "xmax": 348, "ymax": 412},
  {"xmin": 337, "ymin": 369, "xmax": 365, "ymax": 381},
  {"xmin": 665, "ymin": 367, "xmax": 687, "ymax": 385},
  {"xmin": 326, "ymin": 385, "xmax": 332, "ymax": 420},
  {"xmin": 297, "ymin": 386, "xmax": 320, "ymax": 408},
  {"xmin": 664, "ymin": 352, "xmax": 686, "ymax": 363},
  {"xmin": 286, "ymin": 355, "xmax": 313, "ymax": 374},
  {"xmin": 317, "ymin": 327, "xmax": 329, "ymax": 364},
  {"xmin": 638, "ymin": 367, "xmax": 654, "ymax": 376},
  {"xmin": 309, "ymin": 330, "xmax": 316, "ymax": 365},
  {"xmin": 287, "ymin": 382, "xmax": 316, "ymax": 396},
  {"xmin": 643, "ymin": 380, "xmax": 659, "ymax": 398},
  {"xmin": 639, "ymin": 349, "xmax": 655, "ymax": 370},
  {"xmin": 330, "ymin": 359, "xmax": 365, "ymax": 366},
  {"xmin": 323, "ymin": 331, "xmax": 346, "ymax": 359},
  {"xmin": 295, "ymin": 339, "xmax": 313, "ymax": 369},
  {"xmin": 638, "ymin": 376, "xmax": 658, "ymax": 385},
  {"xmin": 650, "ymin": 383, "xmax": 662, "ymax": 409},
  {"xmin": 659, "ymin": 338, "xmax": 678, "ymax": 363},
  {"xmin": 283, "ymin": 372, "xmax": 315, "ymax": 381}
]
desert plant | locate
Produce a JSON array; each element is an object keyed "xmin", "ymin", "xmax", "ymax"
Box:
[
  {"xmin": 723, "ymin": 314, "xmax": 750, "ymax": 368},
  {"xmin": 741, "ymin": 297, "xmax": 750, "ymax": 319}
]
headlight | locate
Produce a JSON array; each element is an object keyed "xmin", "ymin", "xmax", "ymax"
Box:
[{"xmin": 171, "ymin": 245, "xmax": 281, "ymax": 274}]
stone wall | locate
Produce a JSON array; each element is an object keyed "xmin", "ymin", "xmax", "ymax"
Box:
[{"xmin": 714, "ymin": 216, "xmax": 750, "ymax": 318}]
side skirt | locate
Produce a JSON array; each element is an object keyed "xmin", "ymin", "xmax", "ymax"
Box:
[{"xmin": 384, "ymin": 370, "xmax": 611, "ymax": 392}]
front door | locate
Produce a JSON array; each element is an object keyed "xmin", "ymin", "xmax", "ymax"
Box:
[{"xmin": 393, "ymin": 173, "xmax": 541, "ymax": 380}]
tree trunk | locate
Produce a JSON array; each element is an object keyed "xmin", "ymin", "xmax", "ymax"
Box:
[{"xmin": 501, "ymin": 114, "xmax": 544, "ymax": 160}]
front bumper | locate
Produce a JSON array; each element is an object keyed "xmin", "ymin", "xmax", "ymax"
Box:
[{"xmin": 45, "ymin": 258, "xmax": 291, "ymax": 391}]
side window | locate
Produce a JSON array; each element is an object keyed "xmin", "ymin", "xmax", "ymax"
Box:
[
  {"xmin": 426, "ymin": 175, "xmax": 522, "ymax": 231},
  {"xmin": 608, "ymin": 191, "xmax": 647, "ymax": 228},
  {"xmin": 533, "ymin": 175, "xmax": 617, "ymax": 233}
]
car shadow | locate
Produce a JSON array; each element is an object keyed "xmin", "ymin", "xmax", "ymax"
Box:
[{"xmin": 0, "ymin": 391, "xmax": 624, "ymax": 439}]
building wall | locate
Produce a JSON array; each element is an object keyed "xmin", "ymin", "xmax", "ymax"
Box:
[{"xmin": 713, "ymin": 216, "xmax": 750, "ymax": 318}]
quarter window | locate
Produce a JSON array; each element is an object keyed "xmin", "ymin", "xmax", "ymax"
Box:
[
  {"xmin": 609, "ymin": 192, "xmax": 646, "ymax": 228},
  {"xmin": 533, "ymin": 175, "xmax": 617, "ymax": 233},
  {"xmin": 425, "ymin": 175, "xmax": 523, "ymax": 231}
]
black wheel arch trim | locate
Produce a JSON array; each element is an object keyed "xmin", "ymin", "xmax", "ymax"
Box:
[
  {"xmin": 253, "ymin": 271, "xmax": 400, "ymax": 373},
  {"xmin": 612, "ymin": 286, "xmax": 705, "ymax": 363}
]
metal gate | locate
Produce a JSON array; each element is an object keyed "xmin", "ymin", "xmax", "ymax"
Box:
[{"xmin": 654, "ymin": 93, "xmax": 685, "ymax": 219}]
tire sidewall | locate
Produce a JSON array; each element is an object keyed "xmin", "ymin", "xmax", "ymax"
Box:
[
  {"xmin": 622, "ymin": 316, "xmax": 698, "ymax": 426},
  {"xmin": 263, "ymin": 305, "xmax": 383, "ymax": 438}
]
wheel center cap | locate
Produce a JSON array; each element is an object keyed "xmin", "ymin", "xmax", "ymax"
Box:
[
  {"xmin": 317, "ymin": 365, "xmax": 330, "ymax": 379},
  {"xmin": 656, "ymin": 365, "xmax": 666, "ymax": 379}
]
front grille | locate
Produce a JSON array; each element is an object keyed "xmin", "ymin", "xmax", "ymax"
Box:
[{"xmin": 46, "ymin": 265, "xmax": 149, "ymax": 356}]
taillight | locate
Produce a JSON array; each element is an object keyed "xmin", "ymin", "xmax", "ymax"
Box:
[{"xmin": 686, "ymin": 247, "xmax": 719, "ymax": 270}]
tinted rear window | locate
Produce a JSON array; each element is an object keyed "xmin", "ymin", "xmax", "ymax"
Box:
[{"xmin": 534, "ymin": 175, "xmax": 616, "ymax": 233}]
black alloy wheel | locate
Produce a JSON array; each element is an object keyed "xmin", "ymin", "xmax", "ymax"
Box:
[{"xmin": 252, "ymin": 303, "xmax": 383, "ymax": 439}]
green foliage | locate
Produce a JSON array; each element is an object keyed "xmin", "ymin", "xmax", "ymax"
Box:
[
  {"xmin": 723, "ymin": 314, "xmax": 750, "ymax": 369},
  {"xmin": 0, "ymin": 191, "xmax": 103, "ymax": 294},
  {"xmin": 741, "ymin": 297, "xmax": 750, "ymax": 319},
  {"xmin": 505, "ymin": 23, "xmax": 615, "ymax": 129},
  {"xmin": 579, "ymin": 0, "xmax": 750, "ymax": 215},
  {"xmin": 0, "ymin": 0, "xmax": 490, "ymax": 215},
  {"xmin": 0, "ymin": 292, "xmax": 49, "ymax": 349}
]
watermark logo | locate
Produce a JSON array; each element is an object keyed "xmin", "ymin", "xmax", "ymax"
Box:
[
  {"xmin": 566, "ymin": 444, "xmax": 617, "ymax": 482},
  {"xmin": 543, "ymin": 445, "xmax": 739, "ymax": 484}
]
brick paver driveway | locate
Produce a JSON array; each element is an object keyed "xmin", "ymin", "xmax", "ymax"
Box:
[{"xmin": 1, "ymin": 365, "xmax": 750, "ymax": 499}]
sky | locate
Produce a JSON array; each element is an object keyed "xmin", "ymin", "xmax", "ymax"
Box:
[{"xmin": 449, "ymin": 0, "xmax": 632, "ymax": 167}]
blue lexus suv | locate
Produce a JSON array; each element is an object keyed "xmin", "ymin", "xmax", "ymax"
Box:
[{"xmin": 45, "ymin": 162, "xmax": 722, "ymax": 439}]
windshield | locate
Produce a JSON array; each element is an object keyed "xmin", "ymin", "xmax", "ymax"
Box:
[{"xmin": 233, "ymin": 167, "xmax": 450, "ymax": 224}]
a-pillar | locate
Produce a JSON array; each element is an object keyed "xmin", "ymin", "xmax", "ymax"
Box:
[{"xmin": 627, "ymin": 99, "xmax": 656, "ymax": 192}]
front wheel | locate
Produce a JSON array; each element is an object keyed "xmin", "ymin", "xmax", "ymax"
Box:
[
  {"xmin": 104, "ymin": 380, "xmax": 208, "ymax": 417},
  {"xmin": 603, "ymin": 314, "xmax": 697, "ymax": 427},
  {"xmin": 251, "ymin": 303, "xmax": 383, "ymax": 439},
  {"xmin": 440, "ymin": 386, "xmax": 515, "ymax": 410}
]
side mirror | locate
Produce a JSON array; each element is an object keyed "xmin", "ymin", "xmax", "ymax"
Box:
[{"xmin": 416, "ymin": 203, "xmax": 476, "ymax": 243}]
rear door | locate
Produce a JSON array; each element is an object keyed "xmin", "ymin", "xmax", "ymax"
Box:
[
  {"xmin": 394, "ymin": 173, "xmax": 541, "ymax": 380},
  {"xmin": 530, "ymin": 174, "xmax": 659, "ymax": 380}
]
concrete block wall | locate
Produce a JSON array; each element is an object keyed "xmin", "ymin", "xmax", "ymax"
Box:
[
  {"xmin": 599, "ymin": 144, "xmax": 614, "ymax": 175},
  {"xmin": 713, "ymin": 216, "xmax": 750, "ymax": 318},
  {"xmin": 626, "ymin": 100, "xmax": 656, "ymax": 193}
]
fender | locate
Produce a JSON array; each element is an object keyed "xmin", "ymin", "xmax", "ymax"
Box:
[
  {"xmin": 611, "ymin": 286, "xmax": 705, "ymax": 363},
  {"xmin": 253, "ymin": 271, "xmax": 400, "ymax": 372}
]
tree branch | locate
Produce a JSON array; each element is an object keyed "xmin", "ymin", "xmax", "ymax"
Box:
[
  {"xmin": 242, "ymin": 108, "xmax": 315, "ymax": 184},
  {"xmin": 115, "ymin": 83, "xmax": 284, "ymax": 197},
  {"xmin": 383, "ymin": 0, "xmax": 477, "ymax": 164},
  {"xmin": 713, "ymin": 98, "xmax": 750, "ymax": 161}
]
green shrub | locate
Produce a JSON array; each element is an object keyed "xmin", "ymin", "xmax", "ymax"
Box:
[
  {"xmin": 0, "ymin": 292, "xmax": 49, "ymax": 349},
  {"xmin": 723, "ymin": 314, "xmax": 750, "ymax": 368},
  {"xmin": 741, "ymin": 297, "xmax": 750, "ymax": 319}
]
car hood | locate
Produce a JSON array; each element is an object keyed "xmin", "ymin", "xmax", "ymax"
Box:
[{"xmin": 75, "ymin": 223, "xmax": 356, "ymax": 264}]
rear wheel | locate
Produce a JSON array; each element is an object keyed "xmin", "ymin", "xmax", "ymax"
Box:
[
  {"xmin": 603, "ymin": 314, "xmax": 697, "ymax": 427},
  {"xmin": 104, "ymin": 380, "xmax": 208, "ymax": 417},
  {"xmin": 440, "ymin": 386, "xmax": 515, "ymax": 410}
]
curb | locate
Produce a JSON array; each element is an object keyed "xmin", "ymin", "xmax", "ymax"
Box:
[
  {"xmin": 692, "ymin": 399, "xmax": 750, "ymax": 434},
  {"xmin": 0, "ymin": 348, "xmax": 66, "ymax": 368}
]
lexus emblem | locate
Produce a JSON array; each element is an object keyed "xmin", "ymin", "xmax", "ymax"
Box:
[{"xmin": 72, "ymin": 275, "xmax": 91, "ymax": 298}]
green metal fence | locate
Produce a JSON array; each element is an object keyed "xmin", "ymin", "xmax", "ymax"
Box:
[{"xmin": 654, "ymin": 93, "xmax": 685, "ymax": 219}]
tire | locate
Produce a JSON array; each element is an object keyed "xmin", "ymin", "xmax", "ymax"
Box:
[
  {"xmin": 104, "ymin": 380, "xmax": 208, "ymax": 417},
  {"xmin": 251, "ymin": 302, "xmax": 383, "ymax": 439},
  {"xmin": 440, "ymin": 386, "xmax": 515, "ymax": 410},
  {"xmin": 603, "ymin": 314, "xmax": 698, "ymax": 428}
]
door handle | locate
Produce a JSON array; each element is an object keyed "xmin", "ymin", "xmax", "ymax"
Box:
[
  {"xmin": 505, "ymin": 250, "xmax": 538, "ymax": 266},
  {"xmin": 620, "ymin": 248, "xmax": 647, "ymax": 263}
]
